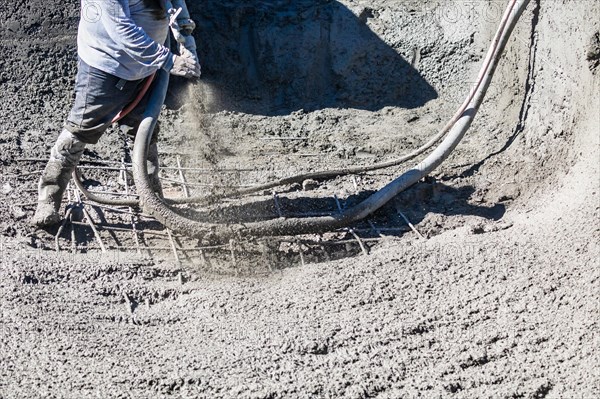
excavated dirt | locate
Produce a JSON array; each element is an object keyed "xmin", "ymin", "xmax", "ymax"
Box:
[{"xmin": 1, "ymin": 0, "xmax": 599, "ymax": 397}]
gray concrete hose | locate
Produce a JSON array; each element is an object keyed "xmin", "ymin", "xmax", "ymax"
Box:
[{"xmin": 131, "ymin": 0, "xmax": 530, "ymax": 241}]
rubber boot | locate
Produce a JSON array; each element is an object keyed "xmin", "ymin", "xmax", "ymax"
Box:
[{"xmin": 31, "ymin": 130, "xmax": 86, "ymax": 227}]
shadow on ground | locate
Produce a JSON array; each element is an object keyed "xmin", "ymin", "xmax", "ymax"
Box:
[
  {"xmin": 168, "ymin": 180, "xmax": 504, "ymax": 227},
  {"xmin": 168, "ymin": 0, "xmax": 437, "ymax": 115},
  {"xmin": 57, "ymin": 178, "xmax": 504, "ymax": 271}
]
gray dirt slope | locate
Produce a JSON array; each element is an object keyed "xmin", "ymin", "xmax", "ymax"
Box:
[{"xmin": 1, "ymin": 0, "xmax": 599, "ymax": 398}]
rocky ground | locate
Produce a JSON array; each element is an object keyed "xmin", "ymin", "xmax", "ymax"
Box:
[{"xmin": 0, "ymin": 0, "xmax": 599, "ymax": 398}]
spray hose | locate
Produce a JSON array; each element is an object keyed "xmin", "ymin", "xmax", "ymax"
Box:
[{"xmin": 78, "ymin": 0, "xmax": 531, "ymax": 240}]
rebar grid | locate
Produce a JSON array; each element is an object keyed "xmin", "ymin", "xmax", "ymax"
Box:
[{"xmin": 25, "ymin": 143, "xmax": 412, "ymax": 267}]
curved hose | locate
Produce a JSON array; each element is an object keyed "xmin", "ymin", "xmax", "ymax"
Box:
[
  {"xmin": 134, "ymin": 0, "xmax": 530, "ymax": 241},
  {"xmin": 165, "ymin": 1, "xmax": 527, "ymax": 204},
  {"xmin": 72, "ymin": 169, "xmax": 139, "ymax": 206}
]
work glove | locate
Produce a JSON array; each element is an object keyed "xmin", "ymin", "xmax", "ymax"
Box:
[
  {"xmin": 170, "ymin": 49, "xmax": 201, "ymax": 79},
  {"xmin": 179, "ymin": 34, "xmax": 199, "ymax": 65}
]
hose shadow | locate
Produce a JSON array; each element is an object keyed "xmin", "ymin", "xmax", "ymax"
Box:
[
  {"xmin": 390, "ymin": 180, "xmax": 507, "ymax": 234},
  {"xmin": 58, "ymin": 181, "xmax": 504, "ymax": 267},
  {"xmin": 168, "ymin": 0, "xmax": 437, "ymax": 115},
  {"xmin": 171, "ymin": 179, "xmax": 505, "ymax": 238}
]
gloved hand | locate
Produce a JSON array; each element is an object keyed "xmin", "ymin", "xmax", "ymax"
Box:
[
  {"xmin": 170, "ymin": 50, "xmax": 201, "ymax": 78},
  {"xmin": 179, "ymin": 34, "xmax": 199, "ymax": 65}
]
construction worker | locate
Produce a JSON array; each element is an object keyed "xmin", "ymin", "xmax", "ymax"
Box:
[{"xmin": 32, "ymin": 0, "xmax": 200, "ymax": 227}]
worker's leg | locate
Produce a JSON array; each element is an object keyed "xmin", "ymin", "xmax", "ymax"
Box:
[{"xmin": 32, "ymin": 59, "xmax": 144, "ymax": 227}]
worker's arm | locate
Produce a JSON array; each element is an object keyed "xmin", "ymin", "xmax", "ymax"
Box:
[
  {"xmin": 169, "ymin": 0, "xmax": 196, "ymax": 35},
  {"xmin": 167, "ymin": 0, "xmax": 200, "ymax": 72},
  {"xmin": 98, "ymin": 0, "xmax": 174, "ymax": 72}
]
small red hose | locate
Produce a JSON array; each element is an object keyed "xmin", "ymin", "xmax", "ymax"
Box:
[{"xmin": 111, "ymin": 72, "xmax": 157, "ymax": 124}]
